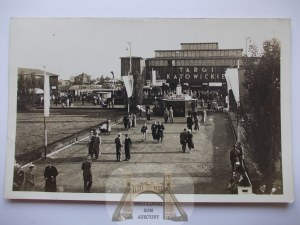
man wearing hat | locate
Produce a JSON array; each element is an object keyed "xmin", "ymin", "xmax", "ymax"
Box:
[
  {"xmin": 124, "ymin": 134, "xmax": 132, "ymax": 161},
  {"xmin": 88, "ymin": 130, "xmax": 96, "ymax": 158},
  {"xmin": 81, "ymin": 155, "xmax": 93, "ymax": 193},
  {"xmin": 187, "ymin": 129, "xmax": 194, "ymax": 153},
  {"xmin": 44, "ymin": 161, "xmax": 58, "ymax": 192},
  {"xmin": 114, "ymin": 133, "xmax": 123, "ymax": 162},
  {"xmin": 179, "ymin": 128, "xmax": 188, "ymax": 153},
  {"xmin": 93, "ymin": 131, "xmax": 101, "ymax": 160},
  {"xmin": 187, "ymin": 115, "xmax": 193, "ymax": 132}
]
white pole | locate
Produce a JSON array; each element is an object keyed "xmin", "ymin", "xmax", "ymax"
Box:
[
  {"xmin": 43, "ymin": 66, "xmax": 49, "ymax": 157},
  {"xmin": 128, "ymin": 42, "xmax": 132, "ymax": 75},
  {"xmin": 111, "ymin": 71, "xmax": 115, "ymax": 108}
]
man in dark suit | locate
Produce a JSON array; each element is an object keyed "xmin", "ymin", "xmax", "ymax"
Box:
[
  {"xmin": 151, "ymin": 121, "xmax": 158, "ymax": 142},
  {"xmin": 44, "ymin": 162, "xmax": 58, "ymax": 192},
  {"xmin": 187, "ymin": 115, "xmax": 193, "ymax": 132},
  {"xmin": 88, "ymin": 131, "xmax": 95, "ymax": 158},
  {"xmin": 124, "ymin": 134, "xmax": 132, "ymax": 161},
  {"xmin": 187, "ymin": 130, "xmax": 194, "ymax": 153},
  {"xmin": 179, "ymin": 129, "xmax": 188, "ymax": 153},
  {"xmin": 157, "ymin": 122, "xmax": 165, "ymax": 142},
  {"xmin": 93, "ymin": 132, "xmax": 101, "ymax": 160},
  {"xmin": 81, "ymin": 155, "xmax": 93, "ymax": 193},
  {"xmin": 114, "ymin": 133, "xmax": 123, "ymax": 162}
]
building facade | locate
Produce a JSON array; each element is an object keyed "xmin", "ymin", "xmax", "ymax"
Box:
[
  {"xmin": 74, "ymin": 73, "xmax": 91, "ymax": 85},
  {"xmin": 18, "ymin": 68, "xmax": 59, "ymax": 94},
  {"xmin": 145, "ymin": 42, "xmax": 243, "ymax": 94},
  {"xmin": 120, "ymin": 57, "xmax": 144, "ymax": 78}
]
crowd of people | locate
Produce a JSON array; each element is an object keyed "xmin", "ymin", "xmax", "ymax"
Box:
[
  {"xmin": 186, "ymin": 109, "xmax": 202, "ymax": 132},
  {"xmin": 13, "ymin": 162, "xmax": 58, "ymax": 192},
  {"xmin": 122, "ymin": 114, "xmax": 137, "ymax": 131},
  {"xmin": 163, "ymin": 107, "xmax": 174, "ymax": 123},
  {"xmin": 12, "ymin": 102, "xmax": 257, "ymax": 195},
  {"xmin": 150, "ymin": 121, "xmax": 165, "ymax": 142}
]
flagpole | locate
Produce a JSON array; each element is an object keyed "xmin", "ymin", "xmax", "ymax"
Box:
[
  {"xmin": 43, "ymin": 66, "xmax": 47, "ymax": 157},
  {"xmin": 44, "ymin": 116, "xmax": 47, "ymax": 157},
  {"xmin": 111, "ymin": 71, "xmax": 115, "ymax": 108},
  {"xmin": 43, "ymin": 66, "xmax": 50, "ymax": 157}
]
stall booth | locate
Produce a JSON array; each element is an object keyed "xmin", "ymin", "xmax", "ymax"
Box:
[{"xmin": 161, "ymin": 96, "xmax": 197, "ymax": 117}]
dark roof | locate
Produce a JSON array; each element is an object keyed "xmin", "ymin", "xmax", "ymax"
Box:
[{"xmin": 18, "ymin": 68, "xmax": 59, "ymax": 77}]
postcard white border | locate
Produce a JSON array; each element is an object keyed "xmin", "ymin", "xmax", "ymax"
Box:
[{"xmin": 4, "ymin": 18, "xmax": 294, "ymax": 203}]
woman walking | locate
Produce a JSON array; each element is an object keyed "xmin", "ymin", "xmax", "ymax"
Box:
[
  {"xmin": 24, "ymin": 164, "xmax": 35, "ymax": 191},
  {"xmin": 187, "ymin": 130, "xmax": 194, "ymax": 153},
  {"xmin": 106, "ymin": 117, "xmax": 112, "ymax": 135},
  {"xmin": 194, "ymin": 115, "xmax": 200, "ymax": 132}
]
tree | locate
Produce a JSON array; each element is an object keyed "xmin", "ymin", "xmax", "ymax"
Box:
[
  {"xmin": 240, "ymin": 38, "xmax": 281, "ymax": 193},
  {"xmin": 98, "ymin": 75, "xmax": 105, "ymax": 85}
]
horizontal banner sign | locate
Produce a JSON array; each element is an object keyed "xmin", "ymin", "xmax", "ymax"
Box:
[{"xmin": 148, "ymin": 66, "xmax": 227, "ymax": 85}]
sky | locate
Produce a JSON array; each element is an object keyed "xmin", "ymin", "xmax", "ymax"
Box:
[{"xmin": 9, "ymin": 18, "xmax": 289, "ymax": 80}]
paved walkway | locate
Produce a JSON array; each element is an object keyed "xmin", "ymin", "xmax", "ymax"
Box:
[{"xmin": 25, "ymin": 112, "xmax": 235, "ymax": 194}]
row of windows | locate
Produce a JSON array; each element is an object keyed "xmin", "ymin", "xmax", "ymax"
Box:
[
  {"xmin": 181, "ymin": 43, "xmax": 218, "ymax": 50},
  {"xmin": 155, "ymin": 50, "xmax": 242, "ymax": 58},
  {"xmin": 148, "ymin": 59, "xmax": 240, "ymax": 67}
]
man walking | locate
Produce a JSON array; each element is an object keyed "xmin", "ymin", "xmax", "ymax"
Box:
[
  {"xmin": 124, "ymin": 134, "xmax": 132, "ymax": 161},
  {"xmin": 81, "ymin": 155, "xmax": 93, "ymax": 193},
  {"xmin": 157, "ymin": 122, "xmax": 165, "ymax": 142},
  {"xmin": 230, "ymin": 144, "xmax": 240, "ymax": 172},
  {"xmin": 179, "ymin": 129, "xmax": 188, "ymax": 153},
  {"xmin": 88, "ymin": 131, "xmax": 95, "ymax": 158},
  {"xmin": 93, "ymin": 132, "xmax": 101, "ymax": 160},
  {"xmin": 187, "ymin": 115, "xmax": 193, "ymax": 132},
  {"xmin": 44, "ymin": 162, "xmax": 58, "ymax": 192},
  {"xmin": 164, "ymin": 108, "xmax": 169, "ymax": 123},
  {"xmin": 187, "ymin": 130, "xmax": 194, "ymax": 153},
  {"xmin": 115, "ymin": 133, "xmax": 123, "ymax": 162},
  {"xmin": 151, "ymin": 121, "xmax": 158, "ymax": 142}
]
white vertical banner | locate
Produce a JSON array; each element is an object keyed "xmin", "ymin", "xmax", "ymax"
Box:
[
  {"xmin": 152, "ymin": 69, "xmax": 156, "ymax": 86},
  {"xmin": 225, "ymin": 68, "xmax": 240, "ymax": 103},
  {"xmin": 122, "ymin": 75, "xmax": 134, "ymax": 98},
  {"xmin": 44, "ymin": 67, "xmax": 50, "ymax": 117}
]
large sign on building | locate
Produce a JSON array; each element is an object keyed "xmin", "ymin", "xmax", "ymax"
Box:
[{"xmin": 149, "ymin": 66, "xmax": 227, "ymax": 85}]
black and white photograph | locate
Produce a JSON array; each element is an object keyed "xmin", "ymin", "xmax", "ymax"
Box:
[{"xmin": 4, "ymin": 18, "xmax": 293, "ymax": 203}]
